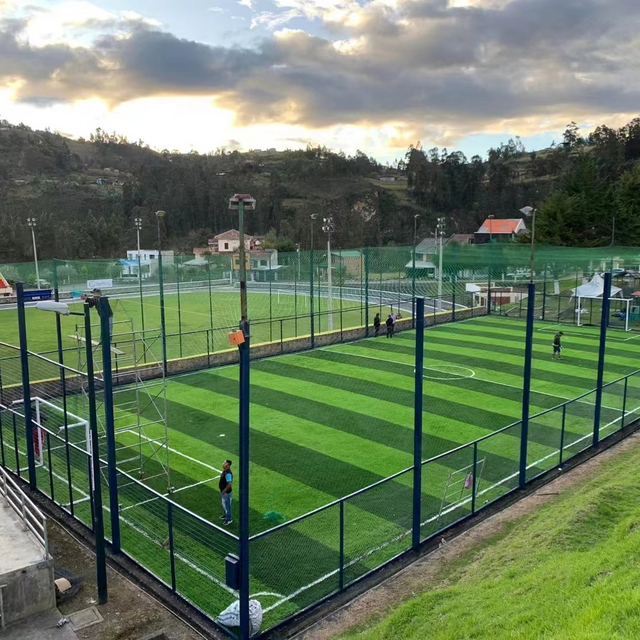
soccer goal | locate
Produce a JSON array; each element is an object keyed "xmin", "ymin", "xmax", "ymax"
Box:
[
  {"xmin": 576, "ymin": 296, "xmax": 633, "ymax": 331},
  {"xmin": 437, "ymin": 458, "xmax": 486, "ymax": 524}
]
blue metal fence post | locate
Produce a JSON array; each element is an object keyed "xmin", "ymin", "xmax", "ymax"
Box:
[
  {"xmin": 559, "ymin": 404, "xmax": 567, "ymax": 466},
  {"xmin": 452, "ymin": 274, "xmax": 457, "ymax": 322},
  {"xmin": 622, "ymin": 377, "xmax": 629, "ymax": 430},
  {"xmin": 519, "ymin": 282, "xmax": 536, "ymax": 489},
  {"xmin": 593, "ymin": 271, "xmax": 612, "ymax": 447},
  {"xmin": 168, "ymin": 503, "xmax": 177, "ymax": 592},
  {"xmin": 84, "ymin": 304, "xmax": 108, "ymax": 605},
  {"xmin": 99, "ymin": 297, "xmax": 121, "ymax": 552},
  {"xmin": 310, "ymin": 249, "xmax": 315, "ymax": 349},
  {"xmin": 16, "ymin": 282, "xmax": 37, "ymax": 489},
  {"xmin": 339, "ymin": 500, "xmax": 345, "ymax": 590},
  {"xmin": 238, "ymin": 324, "xmax": 251, "ymax": 640},
  {"xmin": 412, "ymin": 297, "xmax": 425, "ymax": 549}
]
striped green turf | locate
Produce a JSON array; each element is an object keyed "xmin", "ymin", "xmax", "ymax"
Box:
[{"xmin": 19, "ymin": 315, "xmax": 638, "ymax": 628}]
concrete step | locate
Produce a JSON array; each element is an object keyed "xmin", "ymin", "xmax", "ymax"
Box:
[{"xmin": 0, "ymin": 503, "xmax": 54, "ymax": 628}]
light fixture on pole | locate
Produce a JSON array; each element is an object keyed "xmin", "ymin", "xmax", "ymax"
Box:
[
  {"xmin": 436, "ymin": 217, "xmax": 446, "ymax": 311},
  {"xmin": 310, "ymin": 213, "xmax": 318, "ymax": 249},
  {"xmin": 322, "ymin": 216, "xmax": 335, "ymax": 331},
  {"xmin": 27, "ymin": 217, "xmax": 40, "ymax": 289},
  {"xmin": 487, "ymin": 214, "xmax": 495, "ymax": 244},
  {"xmin": 134, "ymin": 217, "xmax": 143, "ymax": 258},
  {"xmin": 520, "ymin": 206, "xmax": 536, "ymax": 283}
]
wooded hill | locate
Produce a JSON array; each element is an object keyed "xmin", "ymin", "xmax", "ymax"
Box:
[{"xmin": 1, "ymin": 116, "xmax": 640, "ymax": 262}]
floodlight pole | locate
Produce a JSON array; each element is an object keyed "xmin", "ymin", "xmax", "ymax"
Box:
[
  {"xmin": 323, "ymin": 217, "xmax": 335, "ymax": 331},
  {"xmin": 27, "ymin": 218, "xmax": 40, "ymax": 289},
  {"xmin": 487, "ymin": 215, "xmax": 494, "ymax": 314},
  {"xmin": 156, "ymin": 211, "xmax": 168, "ymax": 373},
  {"xmin": 231, "ymin": 194, "xmax": 253, "ymax": 640},
  {"xmin": 412, "ymin": 215, "xmax": 419, "ymax": 326},
  {"xmin": 437, "ymin": 218, "xmax": 445, "ymax": 311}
]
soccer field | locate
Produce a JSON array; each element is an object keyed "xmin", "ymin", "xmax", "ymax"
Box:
[
  {"xmin": 6, "ymin": 314, "xmax": 640, "ymax": 630},
  {"xmin": 100, "ymin": 314, "xmax": 640, "ymax": 627},
  {"xmin": 0, "ymin": 287, "xmax": 373, "ymax": 363}
]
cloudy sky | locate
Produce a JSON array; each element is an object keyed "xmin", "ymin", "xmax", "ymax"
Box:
[{"xmin": 0, "ymin": 0, "xmax": 638, "ymax": 161}]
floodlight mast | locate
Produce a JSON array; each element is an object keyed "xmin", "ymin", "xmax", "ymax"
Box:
[
  {"xmin": 520, "ymin": 206, "xmax": 536, "ymax": 283},
  {"xmin": 27, "ymin": 217, "xmax": 40, "ymax": 289},
  {"xmin": 437, "ymin": 217, "xmax": 446, "ymax": 311},
  {"xmin": 322, "ymin": 216, "xmax": 335, "ymax": 331},
  {"xmin": 228, "ymin": 192, "xmax": 255, "ymax": 640}
]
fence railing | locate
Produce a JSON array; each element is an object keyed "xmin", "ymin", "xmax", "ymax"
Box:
[
  {"xmin": 249, "ymin": 366, "xmax": 640, "ymax": 632},
  {"xmin": 0, "ymin": 464, "xmax": 48, "ymax": 559}
]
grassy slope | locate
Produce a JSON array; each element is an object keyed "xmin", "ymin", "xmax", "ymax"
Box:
[{"xmin": 341, "ymin": 438, "xmax": 640, "ymax": 640}]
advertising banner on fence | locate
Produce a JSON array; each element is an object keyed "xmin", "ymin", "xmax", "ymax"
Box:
[{"xmin": 87, "ymin": 279, "xmax": 113, "ymax": 290}]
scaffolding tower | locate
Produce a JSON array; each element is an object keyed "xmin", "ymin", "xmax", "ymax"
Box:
[{"xmin": 69, "ymin": 302, "xmax": 171, "ymax": 493}]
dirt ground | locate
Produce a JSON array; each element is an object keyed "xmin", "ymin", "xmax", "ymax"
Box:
[
  {"xmin": 48, "ymin": 520, "xmax": 205, "ymax": 640},
  {"xmin": 294, "ymin": 431, "xmax": 640, "ymax": 640}
]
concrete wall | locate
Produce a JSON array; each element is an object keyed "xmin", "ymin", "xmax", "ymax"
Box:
[{"xmin": 1, "ymin": 558, "xmax": 55, "ymax": 626}]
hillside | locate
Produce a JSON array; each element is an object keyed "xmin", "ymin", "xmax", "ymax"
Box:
[
  {"xmin": 2, "ymin": 116, "xmax": 640, "ymax": 261},
  {"xmin": 336, "ymin": 434, "xmax": 640, "ymax": 640}
]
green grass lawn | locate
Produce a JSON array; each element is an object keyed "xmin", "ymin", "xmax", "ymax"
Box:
[
  {"xmin": 339, "ymin": 435, "xmax": 640, "ymax": 640},
  {"xmin": 4, "ymin": 315, "xmax": 640, "ymax": 631}
]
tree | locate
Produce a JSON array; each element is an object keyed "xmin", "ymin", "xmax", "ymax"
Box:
[{"xmin": 614, "ymin": 165, "xmax": 640, "ymax": 245}]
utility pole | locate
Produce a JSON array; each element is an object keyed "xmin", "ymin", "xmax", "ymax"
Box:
[
  {"xmin": 437, "ymin": 217, "xmax": 446, "ymax": 311},
  {"xmin": 228, "ymin": 194, "xmax": 256, "ymax": 640},
  {"xmin": 27, "ymin": 217, "xmax": 40, "ymax": 289},
  {"xmin": 322, "ymin": 216, "xmax": 335, "ymax": 331}
]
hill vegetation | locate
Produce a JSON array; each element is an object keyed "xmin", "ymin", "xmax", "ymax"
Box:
[{"xmin": 2, "ymin": 116, "xmax": 640, "ymax": 262}]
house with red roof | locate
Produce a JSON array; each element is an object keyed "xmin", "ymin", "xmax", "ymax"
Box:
[{"xmin": 474, "ymin": 219, "xmax": 528, "ymax": 244}]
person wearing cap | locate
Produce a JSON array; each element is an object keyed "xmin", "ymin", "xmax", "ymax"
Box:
[
  {"xmin": 81, "ymin": 288, "xmax": 114, "ymax": 336},
  {"xmin": 552, "ymin": 331, "xmax": 564, "ymax": 360}
]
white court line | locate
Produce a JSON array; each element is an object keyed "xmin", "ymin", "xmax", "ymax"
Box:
[
  {"xmin": 536, "ymin": 325, "xmax": 640, "ymax": 343},
  {"xmin": 320, "ymin": 348, "xmax": 622, "ymax": 412},
  {"xmin": 122, "ymin": 429, "xmax": 222, "ymax": 474},
  {"xmin": 120, "ymin": 476, "xmax": 219, "ymax": 513},
  {"xmin": 263, "ymin": 403, "xmax": 640, "ymax": 614},
  {"xmin": 41, "ymin": 464, "xmax": 237, "ymax": 596}
]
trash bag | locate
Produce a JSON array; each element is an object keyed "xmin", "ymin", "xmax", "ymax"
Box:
[{"xmin": 218, "ymin": 599, "xmax": 263, "ymax": 636}]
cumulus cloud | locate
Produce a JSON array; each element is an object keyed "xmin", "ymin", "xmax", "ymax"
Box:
[{"xmin": 1, "ymin": 0, "xmax": 640, "ymax": 145}]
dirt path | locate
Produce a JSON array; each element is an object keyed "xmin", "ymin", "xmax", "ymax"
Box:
[
  {"xmin": 49, "ymin": 520, "xmax": 205, "ymax": 640},
  {"xmin": 294, "ymin": 432, "xmax": 640, "ymax": 640}
]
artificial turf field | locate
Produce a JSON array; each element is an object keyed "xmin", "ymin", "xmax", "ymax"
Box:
[
  {"xmin": 5, "ymin": 313, "xmax": 640, "ymax": 629},
  {"xmin": 109, "ymin": 314, "xmax": 640, "ymax": 626},
  {"xmin": 0, "ymin": 286, "xmax": 373, "ymax": 367}
]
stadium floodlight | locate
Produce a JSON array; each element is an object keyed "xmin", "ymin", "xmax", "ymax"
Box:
[
  {"xmin": 520, "ymin": 206, "xmax": 536, "ymax": 282},
  {"xmin": 229, "ymin": 194, "xmax": 256, "ymax": 210},
  {"xmin": 35, "ymin": 300, "xmax": 84, "ymax": 317},
  {"xmin": 322, "ymin": 217, "xmax": 335, "ymax": 330},
  {"xmin": 26, "ymin": 217, "xmax": 41, "ymax": 290},
  {"xmin": 436, "ymin": 217, "xmax": 446, "ymax": 311}
]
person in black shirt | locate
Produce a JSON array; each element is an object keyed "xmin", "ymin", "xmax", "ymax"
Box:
[
  {"xmin": 373, "ymin": 313, "xmax": 381, "ymax": 336},
  {"xmin": 219, "ymin": 459, "xmax": 233, "ymax": 525},
  {"xmin": 552, "ymin": 331, "xmax": 564, "ymax": 360},
  {"xmin": 386, "ymin": 314, "xmax": 394, "ymax": 338},
  {"xmin": 82, "ymin": 289, "xmax": 114, "ymax": 337}
]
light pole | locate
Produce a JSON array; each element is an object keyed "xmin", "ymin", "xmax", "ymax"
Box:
[
  {"xmin": 322, "ymin": 216, "xmax": 335, "ymax": 331},
  {"xmin": 27, "ymin": 217, "xmax": 40, "ymax": 289},
  {"xmin": 134, "ymin": 217, "xmax": 142, "ymax": 257},
  {"xmin": 437, "ymin": 217, "xmax": 446, "ymax": 311},
  {"xmin": 310, "ymin": 214, "xmax": 318, "ymax": 342},
  {"xmin": 155, "ymin": 210, "xmax": 167, "ymax": 372},
  {"xmin": 412, "ymin": 215, "xmax": 420, "ymax": 325},
  {"xmin": 488, "ymin": 214, "xmax": 495, "ymax": 244},
  {"xmin": 611, "ymin": 210, "xmax": 618, "ymax": 247},
  {"xmin": 520, "ymin": 206, "xmax": 536, "ymax": 283},
  {"xmin": 487, "ymin": 215, "xmax": 495, "ymax": 312},
  {"xmin": 228, "ymin": 193, "xmax": 256, "ymax": 640}
]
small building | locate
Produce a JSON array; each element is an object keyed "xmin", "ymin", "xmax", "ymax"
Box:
[
  {"xmin": 124, "ymin": 250, "xmax": 175, "ymax": 277},
  {"xmin": 231, "ymin": 249, "xmax": 281, "ymax": 281},
  {"xmin": 474, "ymin": 219, "xmax": 527, "ymax": 244},
  {"xmin": 194, "ymin": 229, "xmax": 264, "ymax": 256},
  {"xmin": 330, "ymin": 250, "xmax": 363, "ymax": 278}
]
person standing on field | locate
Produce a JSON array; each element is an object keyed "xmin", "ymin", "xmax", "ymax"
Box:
[
  {"xmin": 374, "ymin": 313, "xmax": 381, "ymax": 336},
  {"xmin": 219, "ymin": 460, "xmax": 233, "ymax": 525},
  {"xmin": 552, "ymin": 331, "xmax": 564, "ymax": 360},
  {"xmin": 386, "ymin": 314, "xmax": 394, "ymax": 338}
]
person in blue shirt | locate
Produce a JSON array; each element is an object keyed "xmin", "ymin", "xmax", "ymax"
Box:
[{"xmin": 219, "ymin": 460, "xmax": 233, "ymax": 525}]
